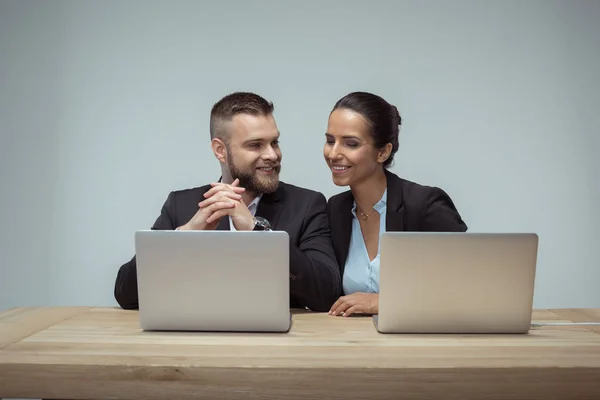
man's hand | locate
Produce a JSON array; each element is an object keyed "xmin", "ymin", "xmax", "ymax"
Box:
[
  {"xmin": 198, "ymin": 179, "xmax": 255, "ymax": 231},
  {"xmin": 178, "ymin": 179, "xmax": 245, "ymax": 231},
  {"xmin": 328, "ymin": 293, "xmax": 379, "ymax": 317}
]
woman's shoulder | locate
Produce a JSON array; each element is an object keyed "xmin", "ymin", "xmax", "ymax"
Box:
[
  {"xmin": 385, "ymin": 171, "xmax": 467, "ymax": 231},
  {"xmin": 386, "ymin": 171, "xmax": 450, "ymax": 203},
  {"xmin": 326, "ymin": 189, "xmax": 354, "ymax": 210}
]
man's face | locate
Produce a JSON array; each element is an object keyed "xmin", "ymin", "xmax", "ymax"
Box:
[{"xmin": 224, "ymin": 113, "xmax": 282, "ymax": 194}]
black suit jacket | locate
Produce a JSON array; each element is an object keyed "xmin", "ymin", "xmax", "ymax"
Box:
[
  {"xmin": 327, "ymin": 170, "xmax": 468, "ymax": 277},
  {"xmin": 114, "ymin": 181, "xmax": 342, "ymax": 312}
]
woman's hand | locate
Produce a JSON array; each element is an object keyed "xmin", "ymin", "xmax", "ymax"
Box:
[{"xmin": 329, "ymin": 293, "xmax": 379, "ymax": 317}]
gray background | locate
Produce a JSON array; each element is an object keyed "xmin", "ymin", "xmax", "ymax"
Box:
[{"xmin": 1, "ymin": 0, "xmax": 599, "ymax": 313}]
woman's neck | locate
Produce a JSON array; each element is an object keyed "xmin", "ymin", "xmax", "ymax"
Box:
[{"xmin": 350, "ymin": 168, "xmax": 387, "ymax": 214}]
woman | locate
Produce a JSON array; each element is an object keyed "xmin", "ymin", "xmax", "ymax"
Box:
[{"xmin": 324, "ymin": 92, "xmax": 467, "ymax": 317}]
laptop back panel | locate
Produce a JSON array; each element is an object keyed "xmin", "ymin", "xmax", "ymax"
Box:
[
  {"xmin": 377, "ymin": 233, "xmax": 538, "ymax": 334},
  {"xmin": 135, "ymin": 230, "xmax": 290, "ymax": 332}
]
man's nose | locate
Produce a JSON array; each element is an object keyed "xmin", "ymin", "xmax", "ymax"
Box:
[{"xmin": 263, "ymin": 145, "xmax": 278, "ymax": 161}]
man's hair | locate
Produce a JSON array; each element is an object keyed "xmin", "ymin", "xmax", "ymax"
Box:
[{"xmin": 210, "ymin": 92, "xmax": 274, "ymax": 141}]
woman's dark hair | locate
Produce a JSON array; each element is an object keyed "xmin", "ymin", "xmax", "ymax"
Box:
[{"xmin": 331, "ymin": 91, "xmax": 401, "ymax": 168}]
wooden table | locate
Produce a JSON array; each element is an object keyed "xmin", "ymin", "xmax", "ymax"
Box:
[{"xmin": 1, "ymin": 307, "xmax": 599, "ymax": 400}]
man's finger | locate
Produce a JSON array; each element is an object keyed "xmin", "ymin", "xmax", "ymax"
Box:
[
  {"xmin": 210, "ymin": 178, "xmax": 240, "ymax": 187},
  {"xmin": 198, "ymin": 194, "xmax": 231, "ymax": 208},
  {"xmin": 199, "ymin": 191, "xmax": 241, "ymax": 208},
  {"xmin": 208, "ymin": 178, "xmax": 241, "ymax": 189},
  {"xmin": 205, "ymin": 204, "xmax": 235, "ymax": 224},
  {"xmin": 205, "ymin": 184, "xmax": 245, "ymax": 198},
  {"xmin": 205, "ymin": 184, "xmax": 245, "ymax": 196},
  {"xmin": 205, "ymin": 210, "xmax": 226, "ymax": 224}
]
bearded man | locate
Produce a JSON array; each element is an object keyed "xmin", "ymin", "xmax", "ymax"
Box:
[{"xmin": 114, "ymin": 92, "xmax": 341, "ymax": 312}]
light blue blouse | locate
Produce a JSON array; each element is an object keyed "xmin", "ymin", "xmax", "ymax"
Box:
[{"xmin": 342, "ymin": 189, "xmax": 387, "ymax": 295}]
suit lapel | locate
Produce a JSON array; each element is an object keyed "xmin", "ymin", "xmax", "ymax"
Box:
[
  {"xmin": 384, "ymin": 170, "xmax": 406, "ymax": 231},
  {"xmin": 216, "ymin": 216, "xmax": 230, "ymax": 230},
  {"xmin": 334, "ymin": 192, "xmax": 354, "ymax": 273},
  {"xmin": 255, "ymin": 184, "xmax": 284, "ymax": 228}
]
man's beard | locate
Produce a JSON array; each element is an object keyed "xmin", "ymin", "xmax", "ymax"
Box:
[{"xmin": 226, "ymin": 152, "xmax": 280, "ymax": 194}]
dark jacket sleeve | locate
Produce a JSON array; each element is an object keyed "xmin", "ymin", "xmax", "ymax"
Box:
[
  {"xmin": 420, "ymin": 187, "xmax": 467, "ymax": 232},
  {"xmin": 114, "ymin": 192, "xmax": 177, "ymax": 309},
  {"xmin": 288, "ymin": 192, "xmax": 342, "ymax": 312}
]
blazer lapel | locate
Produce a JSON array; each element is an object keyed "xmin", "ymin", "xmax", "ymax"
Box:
[
  {"xmin": 216, "ymin": 216, "xmax": 230, "ymax": 230},
  {"xmin": 385, "ymin": 170, "xmax": 406, "ymax": 231},
  {"xmin": 334, "ymin": 192, "xmax": 354, "ymax": 273},
  {"xmin": 255, "ymin": 184, "xmax": 284, "ymax": 228}
]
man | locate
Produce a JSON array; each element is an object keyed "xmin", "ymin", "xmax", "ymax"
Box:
[{"xmin": 114, "ymin": 92, "xmax": 341, "ymax": 312}]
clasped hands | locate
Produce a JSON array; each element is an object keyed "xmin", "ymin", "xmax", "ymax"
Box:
[{"xmin": 179, "ymin": 179, "xmax": 255, "ymax": 231}]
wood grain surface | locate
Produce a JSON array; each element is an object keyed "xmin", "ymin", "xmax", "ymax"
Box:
[{"xmin": 1, "ymin": 307, "xmax": 599, "ymax": 399}]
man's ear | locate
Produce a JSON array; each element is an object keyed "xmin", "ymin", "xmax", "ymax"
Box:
[
  {"xmin": 211, "ymin": 138, "xmax": 227, "ymax": 163},
  {"xmin": 377, "ymin": 143, "xmax": 393, "ymax": 164}
]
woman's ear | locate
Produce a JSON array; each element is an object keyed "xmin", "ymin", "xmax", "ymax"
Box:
[
  {"xmin": 377, "ymin": 143, "xmax": 393, "ymax": 164},
  {"xmin": 211, "ymin": 138, "xmax": 227, "ymax": 163}
]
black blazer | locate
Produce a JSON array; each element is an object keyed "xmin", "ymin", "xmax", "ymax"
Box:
[
  {"xmin": 327, "ymin": 170, "xmax": 468, "ymax": 277},
  {"xmin": 114, "ymin": 181, "xmax": 342, "ymax": 312}
]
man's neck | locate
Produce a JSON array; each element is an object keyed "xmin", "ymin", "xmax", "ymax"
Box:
[{"xmin": 350, "ymin": 168, "xmax": 387, "ymax": 213}]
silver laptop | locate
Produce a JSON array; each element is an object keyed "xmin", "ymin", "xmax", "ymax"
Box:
[
  {"xmin": 374, "ymin": 233, "xmax": 538, "ymax": 334},
  {"xmin": 135, "ymin": 230, "xmax": 291, "ymax": 332}
]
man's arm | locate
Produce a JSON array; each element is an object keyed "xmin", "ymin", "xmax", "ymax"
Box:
[
  {"xmin": 114, "ymin": 192, "xmax": 177, "ymax": 309},
  {"xmin": 421, "ymin": 187, "xmax": 468, "ymax": 232},
  {"xmin": 288, "ymin": 192, "xmax": 342, "ymax": 312}
]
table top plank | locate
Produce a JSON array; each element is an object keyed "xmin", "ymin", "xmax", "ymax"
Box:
[
  {"xmin": 0, "ymin": 306, "xmax": 92, "ymax": 350},
  {"xmin": 552, "ymin": 309, "xmax": 600, "ymax": 333},
  {"xmin": 0, "ymin": 307, "xmax": 599, "ymax": 369},
  {"xmin": 1, "ymin": 307, "xmax": 600, "ymax": 400}
]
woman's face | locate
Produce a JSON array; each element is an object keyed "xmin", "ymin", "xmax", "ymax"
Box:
[{"xmin": 323, "ymin": 108, "xmax": 388, "ymax": 187}]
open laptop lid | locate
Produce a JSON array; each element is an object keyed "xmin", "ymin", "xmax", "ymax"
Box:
[
  {"xmin": 135, "ymin": 230, "xmax": 291, "ymax": 332},
  {"xmin": 376, "ymin": 232, "xmax": 538, "ymax": 334}
]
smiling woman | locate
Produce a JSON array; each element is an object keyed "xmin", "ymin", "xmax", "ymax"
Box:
[{"xmin": 324, "ymin": 91, "xmax": 468, "ymax": 317}]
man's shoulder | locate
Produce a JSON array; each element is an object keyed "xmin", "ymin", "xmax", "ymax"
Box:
[
  {"xmin": 171, "ymin": 184, "xmax": 211, "ymax": 195},
  {"xmin": 166, "ymin": 184, "xmax": 212, "ymax": 203}
]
